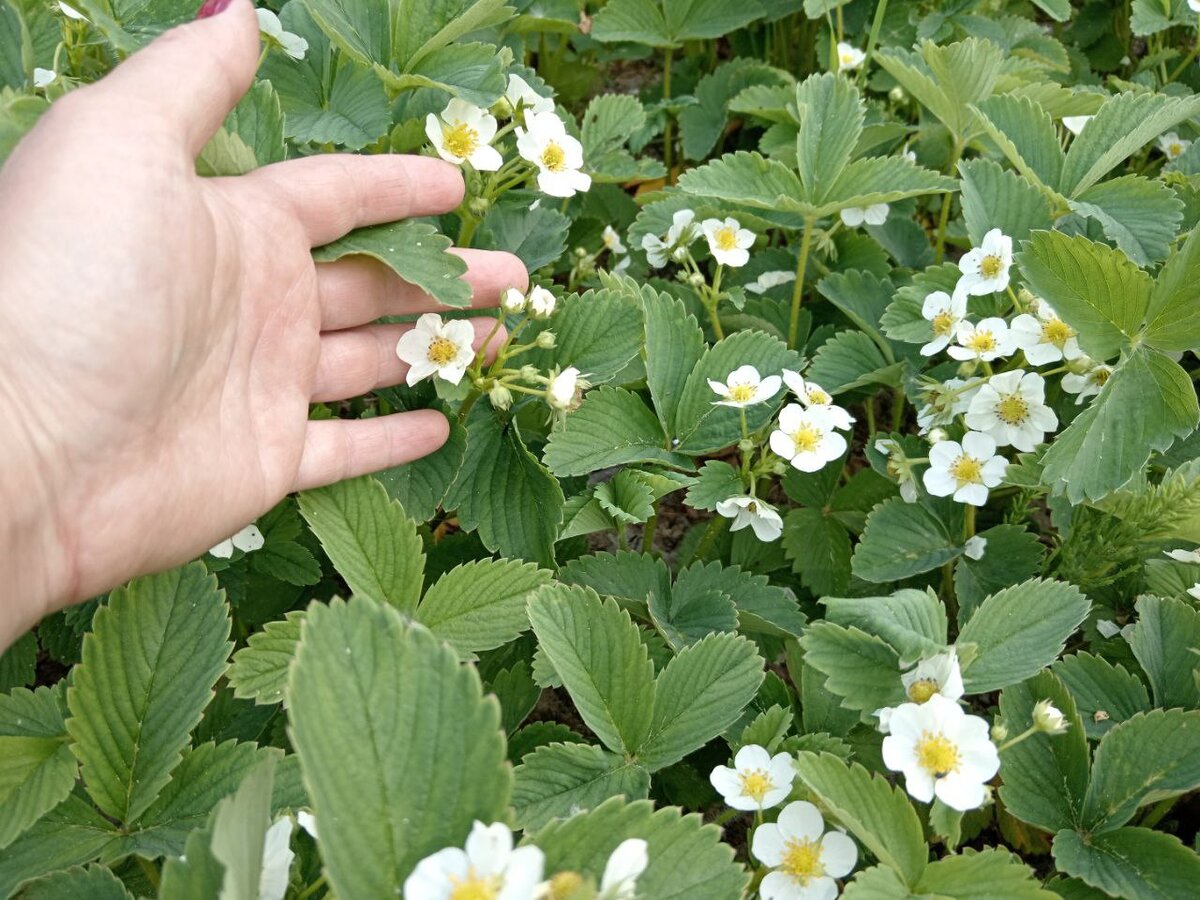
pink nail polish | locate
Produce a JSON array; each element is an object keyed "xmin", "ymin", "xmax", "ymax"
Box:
[{"xmin": 195, "ymin": 0, "xmax": 232, "ymax": 18}]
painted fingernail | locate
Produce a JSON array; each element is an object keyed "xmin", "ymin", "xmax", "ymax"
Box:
[{"xmin": 195, "ymin": 0, "xmax": 232, "ymax": 18}]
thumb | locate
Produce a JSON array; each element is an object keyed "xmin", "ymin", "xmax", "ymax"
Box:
[{"xmin": 86, "ymin": 0, "xmax": 260, "ymax": 155}]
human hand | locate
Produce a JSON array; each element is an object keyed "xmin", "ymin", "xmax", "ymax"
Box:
[{"xmin": 0, "ymin": 0, "xmax": 525, "ymax": 647}]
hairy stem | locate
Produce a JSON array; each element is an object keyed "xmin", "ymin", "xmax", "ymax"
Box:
[{"xmin": 787, "ymin": 217, "xmax": 816, "ymax": 349}]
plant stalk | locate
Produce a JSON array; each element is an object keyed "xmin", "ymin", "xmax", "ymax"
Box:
[{"xmin": 787, "ymin": 217, "xmax": 816, "ymax": 349}]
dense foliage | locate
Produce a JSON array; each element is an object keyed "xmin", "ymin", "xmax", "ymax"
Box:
[{"xmin": 3, "ymin": 0, "xmax": 1200, "ymax": 898}]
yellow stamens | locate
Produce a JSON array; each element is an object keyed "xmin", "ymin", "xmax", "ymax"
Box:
[
  {"xmin": 739, "ymin": 769, "xmax": 773, "ymax": 803},
  {"xmin": 442, "ymin": 122, "xmax": 479, "ymax": 160},
  {"xmin": 727, "ymin": 383, "xmax": 757, "ymax": 404},
  {"xmin": 807, "ymin": 388, "xmax": 831, "ymax": 405},
  {"xmin": 792, "ymin": 425, "xmax": 822, "ymax": 454},
  {"xmin": 714, "ymin": 226, "xmax": 739, "ymax": 251},
  {"xmin": 931, "ymin": 311, "xmax": 956, "ymax": 336},
  {"xmin": 1170, "ymin": 142, "xmax": 1184, "ymax": 157},
  {"xmin": 449, "ymin": 872, "xmax": 501, "ymax": 900},
  {"xmin": 781, "ymin": 838, "xmax": 826, "ymax": 884},
  {"xmin": 907, "ymin": 678, "xmax": 939, "ymax": 703},
  {"xmin": 967, "ymin": 330, "xmax": 998, "ymax": 353},
  {"xmin": 1093, "ymin": 367, "xmax": 1111, "ymax": 387},
  {"xmin": 543, "ymin": 872, "xmax": 583, "ymax": 900},
  {"xmin": 541, "ymin": 142, "xmax": 566, "ymax": 172},
  {"xmin": 1041, "ymin": 318, "xmax": 1073, "ymax": 347},
  {"xmin": 949, "ymin": 455, "xmax": 983, "ymax": 484},
  {"xmin": 996, "ymin": 393, "xmax": 1029, "ymax": 425},
  {"xmin": 427, "ymin": 336, "xmax": 460, "ymax": 366},
  {"xmin": 916, "ymin": 732, "xmax": 960, "ymax": 777},
  {"xmin": 979, "ymin": 255, "xmax": 1004, "ymax": 278}
]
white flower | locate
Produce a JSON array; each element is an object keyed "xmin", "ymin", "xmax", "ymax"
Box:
[
  {"xmin": 947, "ymin": 317, "xmax": 1015, "ymax": 362},
  {"xmin": 780, "ymin": 370, "xmax": 855, "ymax": 431},
  {"xmin": 1097, "ymin": 619, "xmax": 1136, "ymax": 640},
  {"xmin": 1165, "ymin": 548, "xmax": 1200, "ymax": 563},
  {"xmin": 259, "ymin": 817, "xmax": 295, "ymax": 900},
  {"xmin": 598, "ymin": 839, "xmax": 649, "ymax": 900},
  {"xmin": 1062, "ymin": 363, "xmax": 1112, "ymax": 404},
  {"xmin": 426, "ymin": 99, "xmax": 502, "ymax": 171},
  {"xmin": 745, "ymin": 270, "xmax": 797, "ymax": 295},
  {"xmin": 505, "ymin": 74, "xmax": 555, "ymax": 116},
  {"xmin": 916, "ymin": 378, "xmax": 978, "ymax": 433},
  {"xmin": 881, "ymin": 694, "xmax": 1000, "ymax": 811},
  {"xmin": 956, "ymin": 228, "xmax": 1013, "ymax": 296},
  {"xmin": 875, "ymin": 707, "xmax": 895, "ymax": 734},
  {"xmin": 920, "ymin": 288, "xmax": 969, "ymax": 356},
  {"xmin": 602, "ymin": 225, "xmax": 627, "ymax": 256},
  {"xmin": 641, "ymin": 209, "xmax": 699, "ymax": 268},
  {"xmin": 752, "ymin": 801, "xmax": 858, "ymax": 900},
  {"xmin": 501, "ymin": 287, "xmax": 527, "ymax": 314},
  {"xmin": 963, "ymin": 535, "xmax": 987, "ymax": 560},
  {"xmin": 255, "ymin": 9, "xmax": 308, "ymax": 60},
  {"xmin": 902, "ymin": 649, "xmax": 964, "ymax": 704},
  {"xmin": 965, "ymin": 370, "xmax": 1058, "ymax": 452},
  {"xmin": 1062, "ymin": 115, "xmax": 1093, "ymax": 135},
  {"xmin": 717, "ymin": 496, "xmax": 784, "ymax": 542},
  {"xmin": 709, "ymin": 744, "xmax": 795, "ymax": 811},
  {"xmin": 209, "ymin": 524, "xmax": 264, "ymax": 559},
  {"xmin": 296, "ymin": 810, "xmax": 318, "ymax": 840},
  {"xmin": 922, "ymin": 431, "xmax": 1008, "ymax": 506},
  {"xmin": 1158, "ymin": 132, "xmax": 1191, "ymax": 160},
  {"xmin": 547, "ymin": 367, "xmax": 582, "ymax": 410},
  {"xmin": 1032, "ymin": 700, "xmax": 1069, "ymax": 735},
  {"xmin": 701, "ymin": 217, "xmax": 755, "ymax": 267},
  {"xmin": 901, "ymin": 144, "xmax": 916, "ymax": 164},
  {"xmin": 709, "ymin": 365, "xmax": 782, "ymax": 408},
  {"xmin": 839, "ymin": 203, "xmax": 889, "ymax": 228},
  {"xmin": 395, "ymin": 313, "xmax": 476, "ymax": 386},
  {"xmin": 1190, "ymin": 0, "xmax": 1200, "ymax": 11},
  {"xmin": 770, "ymin": 405, "xmax": 849, "ymax": 473},
  {"xmin": 528, "ymin": 285, "xmax": 557, "ymax": 318},
  {"xmin": 32, "ymin": 68, "xmax": 56, "ymax": 88},
  {"xmin": 1189, "ymin": 584, "xmax": 1200, "ymax": 601},
  {"xmin": 403, "ymin": 821, "xmax": 544, "ymax": 900},
  {"xmin": 516, "ymin": 111, "xmax": 591, "ymax": 197},
  {"xmin": 836, "ymin": 42, "xmax": 866, "ymax": 70},
  {"xmin": 1010, "ymin": 302, "xmax": 1081, "ymax": 365},
  {"xmin": 58, "ymin": 1, "xmax": 86, "ymax": 19}
]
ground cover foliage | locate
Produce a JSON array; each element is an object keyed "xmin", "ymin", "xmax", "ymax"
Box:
[{"xmin": 3, "ymin": 0, "xmax": 1200, "ymax": 897}]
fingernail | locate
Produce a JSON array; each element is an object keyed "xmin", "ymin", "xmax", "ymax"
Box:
[{"xmin": 195, "ymin": 0, "xmax": 232, "ymax": 18}]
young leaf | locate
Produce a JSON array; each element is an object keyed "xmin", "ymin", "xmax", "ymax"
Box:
[
  {"xmin": 288, "ymin": 597, "xmax": 510, "ymax": 897},
  {"xmin": 1127, "ymin": 594, "xmax": 1200, "ymax": 710},
  {"xmin": 1052, "ymin": 827, "xmax": 1200, "ymax": 899},
  {"xmin": 685, "ymin": 460, "xmax": 745, "ymax": 511},
  {"xmin": 512, "ymin": 743, "xmax": 650, "ymax": 830},
  {"xmin": 228, "ymin": 611, "xmax": 305, "ymax": 707},
  {"xmin": 298, "ymin": 475, "xmax": 425, "ymax": 613},
  {"xmin": 66, "ymin": 564, "xmax": 232, "ymax": 826}
]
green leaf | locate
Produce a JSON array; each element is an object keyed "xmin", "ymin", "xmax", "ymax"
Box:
[
  {"xmin": 447, "ymin": 412, "xmax": 565, "ymax": 566},
  {"xmin": 197, "ymin": 82, "xmax": 285, "ymax": 175},
  {"xmin": 852, "ymin": 498, "xmax": 962, "ymax": 582},
  {"xmin": 972, "ymin": 93, "xmax": 1065, "ymax": 194},
  {"xmin": 19, "ymin": 865, "xmax": 133, "ymax": 899},
  {"xmin": 1070, "ymin": 175, "xmax": 1183, "ymax": 267},
  {"xmin": 0, "ymin": 631, "xmax": 36, "ymax": 692},
  {"xmin": 416, "ymin": 559, "xmax": 552, "ymax": 659},
  {"xmin": 1082, "ymin": 709, "xmax": 1200, "ymax": 833},
  {"xmin": 957, "ymin": 578, "xmax": 1089, "ymax": 693},
  {"xmin": 736, "ymin": 705, "xmax": 793, "ymax": 753},
  {"xmin": 1040, "ymin": 346, "xmax": 1199, "ymax": 503},
  {"xmin": 581, "ymin": 93, "xmax": 646, "ymax": 179},
  {"xmin": 209, "ymin": 756, "xmax": 276, "ymax": 900},
  {"xmin": 818, "ymin": 155, "xmax": 958, "ymax": 217},
  {"xmin": 677, "ymin": 150, "xmax": 806, "ymax": 213},
  {"xmin": 800, "ymin": 622, "xmax": 905, "ymax": 716},
  {"xmin": 589, "ymin": 0, "xmax": 670, "ymax": 45},
  {"xmin": 677, "ymin": 560, "xmax": 807, "ymax": 638},
  {"xmin": 376, "ymin": 414, "xmax": 466, "ymax": 522},
  {"xmin": 1016, "ymin": 230, "xmax": 1152, "ymax": 361},
  {"xmin": 476, "ymin": 202, "xmax": 570, "ymax": 272},
  {"xmin": 1144, "ymin": 224, "xmax": 1200, "ymax": 353},
  {"xmin": 685, "ymin": 460, "xmax": 745, "ymax": 511},
  {"xmin": 1052, "ymin": 827, "xmax": 1200, "ymax": 899},
  {"xmin": 661, "ymin": 0, "xmax": 766, "ymax": 41},
  {"xmin": 525, "ymin": 288, "xmax": 644, "ymax": 385},
  {"xmin": 0, "ymin": 795, "xmax": 119, "ymax": 897},
  {"xmin": 0, "ymin": 1, "xmax": 29, "ymax": 91},
  {"xmin": 158, "ymin": 817, "xmax": 225, "ymax": 899},
  {"xmin": 960, "ymin": 157, "xmax": 1054, "ymax": 247},
  {"xmin": 806, "ymin": 330, "xmax": 901, "ymax": 395},
  {"xmin": 998, "ymin": 671, "xmax": 1090, "ymax": 832},
  {"xmin": 875, "ymin": 39, "xmax": 1004, "ymax": 141},
  {"xmin": 1131, "ymin": 0, "xmax": 1194, "ymax": 34},
  {"xmin": 823, "ymin": 589, "xmax": 947, "ymax": 662},
  {"xmin": 954, "ymin": 524, "xmax": 1045, "ymax": 625},
  {"xmin": 527, "ymin": 584, "xmax": 657, "ymax": 756},
  {"xmin": 1051, "ymin": 653, "xmax": 1151, "ymax": 740},
  {"xmin": 512, "ymin": 743, "xmax": 650, "ymax": 830},
  {"xmin": 680, "ymin": 60, "xmax": 790, "ymax": 161},
  {"xmin": 531, "ymin": 797, "xmax": 748, "ymax": 900},
  {"xmin": 488, "ymin": 660, "xmax": 540, "ymax": 736},
  {"xmin": 558, "ymin": 550, "xmax": 671, "ymax": 611},
  {"xmin": 543, "ymin": 387, "xmax": 690, "ymax": 477},
  {"xmin": 643, "ymin": 288, "xmax": 705, "ymax": 435},
  {"xmin": 638, "ymin": 632, "xmax": 764, "ymax": 772},
  {"xmin": 298, "ymin": 475, "xmax": 424, "ymax": 613},
  {"xmin": 881, "ymin": 263, "xmax": 961, "ymax": 345},
  {"xmin": 66, "ymin": 564, "xmax": 232, "ymax": 825},
  {"xmin": 312, "ymin": 220, "xmax": 471, "ymax": 309},
  {"xmin": 648, "ymin": 577, "xmax": 737, "ymax": 652},
  {"xmin": 0, "ymin": 686, "xmax": 74, "ymax": 850},
  {"xmin": 288, "ymin": 597, "xmax": 510, "ymax": 897},
  {"xmin": 915, "ymin": 848, "xmax": 1057, "ymax": 898},
  {"xmin": 794, "ymin": 752, "xmax": 927, "ymax": 886},
  {"xmin": 228, "ymin": 612, "xmax": 304, "ymax": 706},
  {"xmin": 782, "ymin": 508, "xmax": 852, "ymax": 596},
  {"xmin": 842, "ymin": 865, "xmax": 913, "ymax": 899},
  {"xmin": 794, "ymin": 72, "xmax": 863, "ymax": 204},
  {"xmin": 1128, "ymin": 594, "xmax": 1200, "ymax": 710}
]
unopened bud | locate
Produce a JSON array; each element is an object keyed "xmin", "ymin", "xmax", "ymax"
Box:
[
  {"xmin": 467, "ymin": 196, "xmax": 491, "ymax": 217},
  {"xmin": 737, "ymin": 438, "xmax": 755, "ymax": 453},
  {"xmin": 519, "ymin": 364, "xmax": 540, "ymax": 381},
  {"xmin": 488, "ymin": 384, "xmax": 513, "ymax": 410},
  {"xmin": 956, "ymin": 361, "xmax": 977, "ymax": 379},
  {"xmin": 889, "ymin": 86, "xmax": 905, "ymax": 102},
  {"xmin": 573, "ymin": 246, "xmax": 589, "ymax": 259},
  {"xmin": 491, "ymin": 96, "xmax": 514, "ymax": 119},
  {"xmin": 528, "ymin": 285, "xmax": 557, "ymax": 319},
  {"xmin": 544, "ymin": 871, "xmax": 585, "ymax": 900},
  {"xmin": 501, "ymin": 287, "xmax": 527, "ymax": 314},
  {"xmin": 990, "ymin": 722, "xmax": 1008, "ymax": 742},
  {"xmin": 771, "ymin": 461, "xmax": 787, "ymax": 476},
  {"xmin": 535, "ymin": 331, "xmax": 557, "ymax": 349},
  {"xmin": 927, "ymin": 427, "xmax": 949, "ymax": 443},
  {"xmin": 1032, "ymin": 699, "xmax": 1069, "ymax": 735},
  {"xmin": 686, "ymin": 272, "xmax": 706, "ymax": 288}
]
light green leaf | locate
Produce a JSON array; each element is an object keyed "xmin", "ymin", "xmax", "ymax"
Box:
[
  {"xmin": 1131, "ymin": 0, "xmax": 1194, "ymax": 34},
  {"xmin": 288, "ymin": 597, "xmax": 510, "ymax": 897},
  {"xmin": 312, "ymin": 220, "xmax": 472, "ymax": 309},
  {"xmin": 915, "ymin": 848, "xmax": 1057, "ymax": 898},
  {"xmin": 476, "ymin": 202, "xmax": 570, "ymax": 271},
  {"xmin": 18, "ymin": 865, "xmax": 133, "ymax": 899},
  {"xmin": 1051, "ymin": 652, "xmax": 1151, "ymax": 740},
  {"xmin": 527, "ymin": 584, "xmax": 656, "ymax": 756},
  {"xmin": 512, "ymin": 743, "xmax": 650, "ymax": 830},
  {"xmin": 823, "ymin": 589, "xmax": 947, "ymax": 663},
  {"xmin": 588, "ymin": 0, "xmax": 670, "ymax": 45},
  {"xmin": 794, "ymin": 752, "xmax": 927, "ymax": 886},
  {"xmin": 677, "ymin": 560, "xmax": 807, "ymax": 638},
  {"xmin": 876, "ymin": 39, "xmax": 1004, "ymax": 140},
  {"xmin": 841, "ymin": 865, "xmax": 914, "ymax": 899},
  {"xmin": 852, "ymin": 499, "xmax": 962, "ymax": 582},
  {"xmin": 66, "ymin": 564, "xmax": 232, "ymax": 825},
  {"xmin": 972, "ymin": 93, "xmax": 1065, "ymax": 193},
  {"xmin": 1128, "ymin": 594, "xmax": 1200, "ymax": 710},
  {"xmin": 1145, "ymin": 224, "xmax": 1200, "ymax": 353},
  {"xmin": 661, "ymin": 0, "xmax": 766, "ymax": 41},
  {"xmin": 960, "ymin": 157, "xmax": 1054, "ymax": 246},
  {"xmin": 794, "ymin": 73, "xmax": 863, "ymax": 204},
  {"xmin": 954, "ymin": 524, "xmax": 1045, "ymax": 625},
  {"xmin": 818, "ymin": 155, "xmax": 958, "ymax": 217},
  {"xmin": 806, "ymin": 330, "xmax": 902, "ymax": 395},
  {"xmin": 416, "ymin": 559, "xmax": 552, "ymax": 659},
  {"xmin": 228, "ymin": 612, "xmax": 304, "ymax": 706},
  {"xmin": 681, "ymin": 60, "xmax": 790, "ymax": 161},
  {"xmin": 543, "ymin": 387, "xmax": 690, "ymax": 476},
  {"xmin": 1052, "ymin": 827, "xmax": 1200, "ymax": 899},
  {"xmin": 685, "ymin": 460, "xmax": 745, "ymax": 511},
  {"xmin": 881, "ymin": 263, "xmax": 961, "ymax": 345},
  {"xmin": 0, "ymin": 686, "xmax": 74, "ymax": 850},
  {"xmin": 210, "ymin": 756, "xmax": 275, "ymax": 900},
  {"xmin": 638, "ymin": 632, "xmax": 764, "ymax": 771},
  {"xmin": 800, "ymin": 622, "xmax": 905, "ymax": 715},
  {"xmin": 643, "ymin": 288, "xmax": 705, "ymax": 435},
  {"xmin": 298, "ymin": 475, "xmax": 424, "ymax": 613},
  {"xmin": 524, "ymin": 288, "xmax": 644, "ymax": 385},
  {"xmin": 676, "ymin": 150, "xmax": 806, "ymax": 212},
  {"xmin": 1070, "ymin": 175, "xmax": 1183, "ymax": 267},
  {"xmin": 158, "ymin": 817, "xmax": 225, "ymax": 899}
]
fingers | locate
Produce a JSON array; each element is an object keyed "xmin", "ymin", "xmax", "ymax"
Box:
[
  {"xmin": 292, "ymin": 410, "xmax": 451, "ymax": 493},
  {"xmin": 316, "ymin": 249, "xmax": 529, "ymax": 330},
  {"xmin": 311, "ymin": 318, "xmax": 505, "ymax": 403},
  {"xmin": 83, "ymin": 0, "xmax": 260, "ymax": 155},
  {"xmin": 244, "ymin": 155, "xmax": 466, "ymax": 247}
]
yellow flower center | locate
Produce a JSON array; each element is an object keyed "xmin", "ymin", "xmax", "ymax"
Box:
[
  {"xmin": 1170, "ymin": 142, "xmax": 1184, "ymax": 157},
  {"xmin": 916, "ymin": 732, "xmax": 960, "ymax": 777},
  {"xmin": 979, "ymin": 255, "xmax": 1004, "ymax": 278},
  {"xmin": 449, "ymin": 872, "xmax": 501, "ymax": 900},
  {"xmin": 443, "ymin": 122, "xmax": 479, "ymax": 160},
  {"xmin": 714, "ymin": 226, "xmax": 739, "ymax": 251},
  {"xmin": 544, "ymin": 872, "xmax": 584, "ymax": 899},
  {"xmin": 967, "ymin": 330, "xmax": 997, "ymax": 353},
  {"xmin": 839, "ymin": 52, "xmax": 856, "ymax": 66},
  {"xmin": 792, "ymin": 425, "xmax": 823, "ymax": 454},
  {"xmin": 907, "ymin": 678, "xmax": 939, "ymax": 703},
  {"xmin": 807, "ymin": 388, "xmax": 831, "ymax": 405},
  {"xmin": 1093, "ymin": 367, "xmax": 1111, "ymax": 386},
  {"xmin": 931, "ymin": 311, "xmax": 956, "ymax": 336},
  {"xmin": 781, "ymin": 838, "xmax": 825, "ymax": 884},
  {"xmin": 1041, "ymin": 318, "xmax": 1073, "ymax": 347},
  {"xmin": 746, "ymin": 500, "xmax": 760, "ymax": 513},
  {"xmin": 427, "ymin": 336, "xmax": 460, "ymax": 366},
  {"xmin": 949, "ymin": 455, "xmax": 983, "ymax": 485},
  {"xmin": 739, "ymin": 769, "xmax": 773, "ymax": 803},
  {"xmin": 728, "ymin": 383, "xmax": 757, "ymax": 404},
  {"xmin": 996, "ymin": 393, "xmax": 1029, "ymax": 425},
  {"xmin": 541, "ymin": 141, "xmax": 566, "ymax": 172}
]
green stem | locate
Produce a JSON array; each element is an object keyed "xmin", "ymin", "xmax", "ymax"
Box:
[
  {"xmin": 135, "ymin": 857, "xmax": 161, "ymax": 890},
  {"xmin": 295, "ymin": 874, "xmax": 328, "ymax": 900},
  {"xmin": 1139, "ymin": 796, "xmax": 1179, "ymax": 829},
  {"xmin": 642, "ymin": 505, "xmax": 658, "ymax": 553},
  {"xmin": 964, "ymin": 503, "xmax": 976, "ymax": 541},
  {"xmin": 457, "ymin": 212, "xmax": 479, "ymax": 249},
  {"xmin": 864, "ymin": 398, "xmax": 876, "ymax": 435},
  {"xmin": 662, "ymin": 47, "xmax": 675, "ymax": 181},
  {"xmin": 787, "ymin": 217, "xmax": 816, "ymax": 349},
  {"xmin": 998, "ymin": 724, "xmax": 1039, "ymax": 753},
  {"xmin": 458, "ymin": 388, "xmax": 482, "ymax": 422},
  {"xmin": 859, "ymin": 0, "xmax": 890, "ymax": 85},
  {"xmin": 934, "ymin": 138, "xmax": 965, "ymax": 263},
  {"xmin": 890, "ymin": 387, "xmax": 905, "ymax": 431}
]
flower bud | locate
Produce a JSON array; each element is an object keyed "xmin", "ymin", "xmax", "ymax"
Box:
[
  {"xmin": 956, "ymin": 361, "xmax": 977, "ymax": 379},
  {"xmin": 501, "ymin": 287, "xmax": 527, "ymax": 314},
  {"xmin": 535, "ymin": 331, "xmax": 557, "ymax": 349},
  {"xmin": 490, "ymin": 96, "xmax": 514, "ymax": 119},
  {"xmin": 547, "ymin": 366, "xmax": 582, "ymax": 410},
  {"xmin": 467, "ymin": 196, "xmax": 491, "ymax": 218},
  {"xmin": 927, "ymin": 427, "xmax": 949, "ymax": 443},
  {"xmin": 686, "ymin": 272, "xmax": 706, "ymax": 288},
  {"xmin": 737, "ymin": 438, "xmax": 755, "ymax": 453},
  {"xmin": 771, "ymin": 461, "xmax": 787, "ymax": 476},
  {"xmin": 990, "ymin": 721, "xmax": 1008, "ymax": 742},
  {"xmin": 889, "ymin": 86, "xmax": 906, "ymax": 102},
  {"xmin": 573, "ymin": 246, "xmax": 589, "ymax": 259},
  {"xmin": 543, "ymin": 872, "xmax": 585, "ymax": 900},
  {"xmin": 1032, "ymin": 699, "xmax": 1069, "ymax": 735},
  {"xmin": 529, "ymin": 285, "xmax": 557, "ymax": 319},
  {"xmin": 488, "ymin": 383, "xmax": 513, "ymax": 410},
  {"xmin": 519, "ymin": 364, "xmax": 540, "ymax": 381}
]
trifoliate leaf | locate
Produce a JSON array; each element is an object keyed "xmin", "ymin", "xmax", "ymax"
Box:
[
  {"xmin": 676, "ymin": 150, "xmax": 806, "ymax": 212},
  {"xmin": 476, "ymin": 202, "xmax": 570, "ymax": 271},
  {"xmin": 680, "ymin": 60, "xmax": 791, "ymax": 161},
  {"xmin": 794, "ymin": 73, "xmax": 863, "ymax": 204},
  {"xmin": 800, "ymin": 622, "xmax": 905, "ymax": 716},
  {"xmin": 972, "ymin": 93, "xmax": 1065, "ymax": 194},
  {"xmin": 782, "ymin": 508, "xmax": 852, "ymax": 597}
]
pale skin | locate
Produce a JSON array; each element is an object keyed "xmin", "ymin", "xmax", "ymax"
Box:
[{"xmin": 0, "ymin": 0, "xmax": 524, "ymax": 650}]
